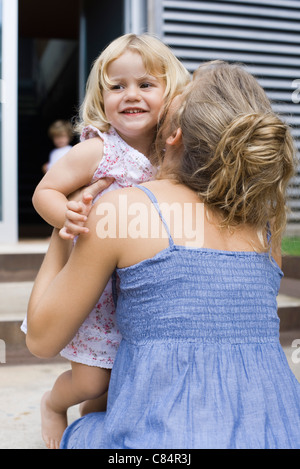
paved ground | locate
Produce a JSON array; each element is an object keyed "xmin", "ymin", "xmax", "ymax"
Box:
[{"xmin": 0, "ymin": 360, "xmax": 80, "ymax": 449}]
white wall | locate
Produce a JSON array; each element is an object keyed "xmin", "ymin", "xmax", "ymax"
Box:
[{"xmin": 0, "ymin": 0, "xmax": 18, "ymax": 243}]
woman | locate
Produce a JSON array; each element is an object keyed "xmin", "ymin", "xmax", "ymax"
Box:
[{"xmin": 26, "ymin": 61, "xmax": 300, "ymax": 449}]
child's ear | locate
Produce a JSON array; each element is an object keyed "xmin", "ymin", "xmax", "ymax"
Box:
[{"xmin": 166, "ymin": 128, "xmax": 182, "ymax": 146}]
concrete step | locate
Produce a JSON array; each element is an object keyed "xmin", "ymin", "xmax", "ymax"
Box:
[
  {"xmin": 0, "ymin": 240, "xmax": 48, "ymax": 361},
  {"xmin": 0, "ymin": 239, "xmax": 48, "ymax": 282},
  {"xmin": 0, "ymin": 281, "xmax": 33, "ymax": 355}
]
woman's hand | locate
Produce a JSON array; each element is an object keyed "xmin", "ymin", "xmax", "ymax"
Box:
[{"xmin": 59, "ymin": 177, "xmax": 115, "ymax": 240}]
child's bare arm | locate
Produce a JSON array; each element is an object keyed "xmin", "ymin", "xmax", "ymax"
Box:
[
  {"xmin": 59, "ymin": 178, "xmax": 115, "ymax": 240},
  {"xmin": 32, "ymin": 138, "xmax": 104, "ymax": 229}
]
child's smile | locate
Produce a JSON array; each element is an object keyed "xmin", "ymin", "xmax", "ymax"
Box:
[
  {"xmin": 121, "ymin": 107, "xmax": 147, "ymax": 116},
  {"xmin": 103, "ymin": 50, "xmax": 165, "ymax": 154}
]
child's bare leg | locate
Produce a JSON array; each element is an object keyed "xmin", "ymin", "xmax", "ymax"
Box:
[
  {"xmin": 79, "ymin": 391, "xmax": 109, "ymax": 416},
  {"xmin": 41, "ymin": 362, "xmax": 110, "ymax": 449},
  {"xmin": 41, "ymin": 371, "xmax": 71, "ymax": 450}
]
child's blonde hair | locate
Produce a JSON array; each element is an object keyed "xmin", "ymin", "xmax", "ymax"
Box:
[
  {"xmin": 76, "ymin": 33, "xmax": 190, "ymax": 138},
  {"xmin": 170, "ymin": 61, "xmax": 297, "ymax": 252}
]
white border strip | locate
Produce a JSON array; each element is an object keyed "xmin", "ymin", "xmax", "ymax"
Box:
[{"xmin": 0, "ymin": 0, "xmax": 18, "ymax": 243}]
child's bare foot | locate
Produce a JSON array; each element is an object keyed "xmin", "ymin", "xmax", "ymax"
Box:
[{"xmin": 41, "ymin": 391, "xmax": 68, "ymax": 449}]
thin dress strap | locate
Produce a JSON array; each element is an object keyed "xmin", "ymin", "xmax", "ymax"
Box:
[
  {"xmin": 266, "ymin": 221, "xmax": 274, "ymax": 260},
  {"xmin": 266, "ymin": 221, "xmax": 272, "ymax": 244},
  {"xmin": 134, "ymin": 185, "xmax": 174, "ymax": 247}
]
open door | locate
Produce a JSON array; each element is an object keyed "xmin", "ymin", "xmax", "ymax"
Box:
[{"xmin": 18, "ymin": 0, "xmax": 80, "ymax": 238}]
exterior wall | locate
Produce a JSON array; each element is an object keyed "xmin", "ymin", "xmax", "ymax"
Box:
[{"xmin": 148, "ymin": 0, "xmax": 300, "ymax": 233}]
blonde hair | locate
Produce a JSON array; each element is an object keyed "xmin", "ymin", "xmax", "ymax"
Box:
[
  {"xmin": 170, "ymin": 61, "xmax": 297, "ymax": 251},
  {"xmin": 48, "ymin": 120, "xmax": 73, "ymax": 139},
  {"xmin": 76, "ymin": 33, "xmax": 190, "ymax": 141}
]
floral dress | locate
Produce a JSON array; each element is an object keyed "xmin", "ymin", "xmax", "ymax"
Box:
[
  {"xmin": 22, "ymin": 125, "xmax": 156, "ymax": 368},
  {"xmin": 60, "ymin": 125, "xmax": 156, "ymax": 367}
]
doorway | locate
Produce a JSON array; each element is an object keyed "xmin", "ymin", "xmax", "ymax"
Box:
[{"xmin": 18, "ymin": 0, "xmax": 80, "ymax": 237}]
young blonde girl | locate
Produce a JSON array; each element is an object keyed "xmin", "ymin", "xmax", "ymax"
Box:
[{"xmin": 22, "ymin": 33, "xmax": 190, "ymax": 449}]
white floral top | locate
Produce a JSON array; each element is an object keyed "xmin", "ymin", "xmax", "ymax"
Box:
[
  {"xmin": 83, "ymin": 125, "xmax": 156, "ymax": 187},
  {"xmin": 60, "ymin": 126, "xmax": 157, "ymax": 368}
]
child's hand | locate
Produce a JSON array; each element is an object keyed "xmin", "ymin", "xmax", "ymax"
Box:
[
  {"xmin": 59, "ymin": 177, "xmax": 115, "ymax": 240},
  {"xmin": 59, "ymin": 192, "xmax": 93, "ymax": 240}
]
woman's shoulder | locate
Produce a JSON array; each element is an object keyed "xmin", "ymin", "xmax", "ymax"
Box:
[
  {"xmin": 90, "ymin": 184, "xmax": 161, "ymax": 224},
  {"xmin": 97, "ymin": 180, "xmax": 172, "ymax": 198},
  {"xmin": 93, "ymin": 184, "xmax": 149, "ymax": 206},
  {"xmin": 92, "ymin": 180, "xmax": 188, "ymax": 221}
]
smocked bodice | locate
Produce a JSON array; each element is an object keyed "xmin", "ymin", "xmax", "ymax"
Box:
[{"xmin": 116, "ymin": 245, "xmax": 282, "ymax": 345}]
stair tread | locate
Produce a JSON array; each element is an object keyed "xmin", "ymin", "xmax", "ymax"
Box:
[{"xmin": 0, "ymin": 281, "xmax": 33, "ymax": 320}]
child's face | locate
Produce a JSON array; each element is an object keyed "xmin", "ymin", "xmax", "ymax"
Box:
[
  {"xmin": 53, "ymin": 133, "xmax": 70, "ymax": 148},
  {"xmin": 103, "ymin": 50, "xmax": 165, "ymax": 144}
]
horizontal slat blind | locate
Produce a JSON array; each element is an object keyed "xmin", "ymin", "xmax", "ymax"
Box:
[{"xmin": 156, "ymin": 0, "xmax": 300, "ymax": 231}]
